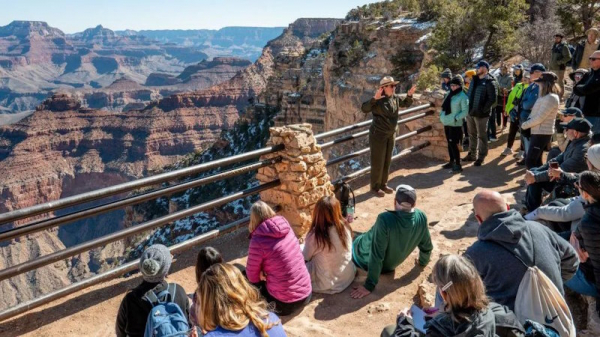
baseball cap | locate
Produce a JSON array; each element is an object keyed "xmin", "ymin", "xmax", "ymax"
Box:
[
  {"xmin": 395, "ymin": 184, "xmax": 417, "ymax": 208},
  {"xmin": 559, "ymin": 107, "xmax": 584, "ymax": 118},
  {"xmin": 561, "ymin": 118, "xmax": 592, "ymax": 134},
  {"xmin": 528, "ymin": 63, "xmax": 546, "ymax": 72},
  {"xmin": 476, "ymin": 60, "xmax": 490, "ymax": 70}
]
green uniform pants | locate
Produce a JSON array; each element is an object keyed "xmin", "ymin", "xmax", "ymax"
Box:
[{"xmin": 369, "ymin": 131, "xmax": 395, "ymax": 190}]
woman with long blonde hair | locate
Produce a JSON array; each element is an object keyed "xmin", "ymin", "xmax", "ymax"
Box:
[
  {"xmin": 246, "ymin": 201, "xmax": 312, "ymax": 316},
  {"xmin": 381, "ymin": 255, "xmax": 524, "ymax": 337},
  {"xmin": 303, "ymin": 196, "xmax": 355, "ymax": 294},
  {"xmin": 196, "ymin": 263, "xmax": 286, "ymax": 337}
]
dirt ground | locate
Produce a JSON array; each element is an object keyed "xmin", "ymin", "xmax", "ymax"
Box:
[{"xmin": 0, "ymin": 129, "xmax": 588, "ymax": 336}]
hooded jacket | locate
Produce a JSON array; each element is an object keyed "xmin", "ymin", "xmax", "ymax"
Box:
[
  {"xmin": 246, "ymin": 215, "xmax": 312, "ymax": 303},
  {"xmin": 464, "ymin": 210, "xmax": 579, "ymax": 310},
  {"xmin": 391, "ymin": 302, "xmax": 525, "ymax": 337},
  {"xmin": 467, "ymin": 74, "xmax": 498, "ymax": 118}
]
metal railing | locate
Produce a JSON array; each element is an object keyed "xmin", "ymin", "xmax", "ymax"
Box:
[{"xmin": 0, "ymin": 101, "xmax": 435, "ymax": 321}]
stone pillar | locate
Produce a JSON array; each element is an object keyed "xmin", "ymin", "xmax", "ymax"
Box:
[
  {"xmin": 256, "ymin": 123, "xmax": 334, "ymax": 236},
  {"xmin": 403, "ymin": 90, "xmax": 449, "ymax": 161}
]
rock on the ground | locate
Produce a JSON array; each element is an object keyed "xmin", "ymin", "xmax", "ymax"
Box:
[
  {"xmin": 418, "ymin": 281, "xmax": 436, "ymax": 308},
  {"xmin": 367, "ymin": 302, "xmax": 391, "ymax": 314}
]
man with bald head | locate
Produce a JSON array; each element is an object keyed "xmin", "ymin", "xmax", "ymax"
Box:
[
  {"xmin": 464, "ymin": 190, "xmax": 578, "ymax": 310},
  {"xmin": 574, "ymin": 50, "xmax": 600, "ymax": 134}
]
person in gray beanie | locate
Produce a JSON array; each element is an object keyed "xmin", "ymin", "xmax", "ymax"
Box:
[{"xmin": 116, "ymin": 244, "xmax": 190, "ymax": 337}]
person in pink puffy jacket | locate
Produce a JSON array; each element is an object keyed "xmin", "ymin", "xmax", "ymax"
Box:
[{"xmin": 246, "ymin": 201, "xmax": 312, "ymax": 316}]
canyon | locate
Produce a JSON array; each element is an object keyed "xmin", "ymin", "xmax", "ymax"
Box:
[
  {"xmin": 0, "ymin": 22, "xmax": 281, "ymax": 113},
  {"xmin": 0, "ymin": 18, "xmax": 343, "ymax": 311}
]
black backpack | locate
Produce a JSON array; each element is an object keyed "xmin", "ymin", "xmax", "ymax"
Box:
[{"xmin": 333, "ymin": 181, "xmax": 355, "ymax": 217}]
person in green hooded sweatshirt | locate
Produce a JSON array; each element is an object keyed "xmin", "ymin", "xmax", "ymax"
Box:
[
  {"xmin": 361, "ymin": 76, "xmax": 416, "ymax": 198},
  {"xmin": 350, "ymin": 184, "xmax": 433, "ymax": 299}
]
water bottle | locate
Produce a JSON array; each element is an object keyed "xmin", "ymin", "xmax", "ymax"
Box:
[{"xmin": 346, "ymin": 205, "xmax": 355, "ymax": 223}]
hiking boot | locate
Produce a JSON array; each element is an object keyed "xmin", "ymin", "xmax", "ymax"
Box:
[
  {"xmin": 474, "ymin": 158, "xmax": 484, "ymax": 166},
  {"xmin": 371, "ymin": 189, "xmax": 385, "ymax": 198},
  {"xmin": 381, "ymin": 185, "xmax": 394, "ymax": 194},
  {"xmin": 462, "ymin": 154, "xmax": 476, "ymax": 162},
  {"xmin": 501, "ymin": 148, "xmax": 513, "ymax": 156},
  {"xmin": 450, "ymin": 164, "xmax": 463, "ymax": 174},
  {"xmin": 442, "ymin": 162, "xmax": 453, "ymax": 169}
]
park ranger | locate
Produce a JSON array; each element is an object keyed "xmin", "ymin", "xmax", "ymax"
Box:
[{"xmin": 361, "ymin": 76, "xmax": 416, "ymax": 197}]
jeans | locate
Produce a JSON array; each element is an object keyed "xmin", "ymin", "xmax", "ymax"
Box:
[
  {"xmin": 467, "ymin": 115, "xmax": 489, "ymax": 159},
  {"xmin": 525, "ymin": 180, "xmax": 556, "ymax": 211},
  {"xmin": 565, "ymin": 268, "xmax": 599, "ymax": 297},
  {"xmin": 255, "ymin": 281, "xmax": 311, "ymax": 316},
  {"xmin": 487, "ymin": 111, "xmax": 497, "ymax": 139},
  {"xmin": 526, "ymin": 134, "xmax": 552, "ymax": 169},
  {"xmin": 444, "ymin": 126, "xmax": 463, "ymax": 165},
  {"xmin": 522, "ymin": 136, "xmax": 530, "ymax": 156},
  {"xmin": 587, "ymin": 116, "xmax": 600, "ymax": 135}
]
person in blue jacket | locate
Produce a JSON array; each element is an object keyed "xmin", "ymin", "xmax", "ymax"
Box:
[{"xmin": 440, "ymin": 75, "xmax": 469, "ymax": 173}]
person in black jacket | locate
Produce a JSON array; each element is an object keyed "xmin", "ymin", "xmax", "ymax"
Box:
[
  {"xmin": 380, "ymin": 255, "xmax": 525, "ymax": 337},
  {"xmin": 574, "ymin": 50, "xmax": 600, "ymax": 134},
  {"xmin": 566, "ymin": 69, "xmax": 589, "ymax": 110},
  {"xmin": 464, "ymin": 60, "xmax": 498, "ymax": 167},
  {"xmin": 570, "ymin": 171, "xmax": 600, "ymax": 317},
  {"xmin": 524, "ymin": 118, "xmax": 591, "ymax": 212},
  {"xmin": 116, "ymin": 244, "xmax": 190, "ymax": 337}
]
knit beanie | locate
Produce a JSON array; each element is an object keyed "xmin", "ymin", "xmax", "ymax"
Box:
[
  {"xmin": 588, "ymin": 145, "xmax": 600, "ymax": 170},
  {"xmin": 140, "ymin": 244, "xmax": 172, "ymax": 283},
  {"xmin": 441, "ymin": 68, "xmax": 452, "ymax": 79},
  {"xmin": 449, "ymin": 75, "xmax": 464, "ymax": 87}
]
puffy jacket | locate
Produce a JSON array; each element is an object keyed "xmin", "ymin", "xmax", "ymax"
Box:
[
  {"xmin": 439, "ymin": 91, "xmax": 469, "ymax": 127},
  {"xmin": 468, "ymin": 74, "xmax": 498, "ymax": 118},
  {"xmin": 391, "ymin": 302, "xmax": 524, "ymax": 337},
  {"xmin": 549, "ymin": 41, "xmax": 572, "ymax": 70},
  {"xmin": 521, "ymin": 94, "xmax": 559, "ymax": 135},
  {"xmin": 573, "ymin": 68, "xmax": 600, "ymax": 118},
  {"xmin": 505, "ymin": 82, "xmax": 528, "ymax": 116},
  {"xmin": 465, "ymin": 210, "xmax": 578, "ymax": 310},
  {"xmin": 246, "ymin": 215, "xmax": 312, "ymax": 303}
]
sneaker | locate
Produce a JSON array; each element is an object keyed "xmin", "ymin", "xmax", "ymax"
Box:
[
  {"xmin": 514, "ymin": 151, "xmax": 524, "ymax": 160},
  {"xmin": 371, "ymin": 189, "xmax": 385, "ymax": 198},
  {"xmin": 462, "ymin": 154, "xmax": 476, "ymax": 162},
  {"xmin": 381, "ymin": 185, "xmax": 394, "ymax": 194},
  {"xmin": 442, "ymin": 162, "xmax": 453, "ymax": 169},
  {"xmin": 501, "ymin": 148, "xmax": 513, "ymax": 156},
  {"xmin": 474, "ymin": 158, "xmax": 484, "ymax": 166},
  {"xmin": 451, "ymin": 164, "xmax": 463, "ymax": 174},
  {"xmin": 489, "ymin": 137, "xmax": 498, "ymax": 143}
]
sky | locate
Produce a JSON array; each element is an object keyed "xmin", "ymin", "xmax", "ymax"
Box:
[{"xmin": 0, "ymin": 0, "xmax": 374, "ymax": 33}]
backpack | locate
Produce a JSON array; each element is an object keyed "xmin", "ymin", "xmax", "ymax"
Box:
[
  {"xmin": 143, "ymin": 283, "xmax": 191, "ymax": 337},
  {"xmin": 492, "ymin": 231, "xmax": 576, "ymax": 337},
  {"xmin": 334, "ymin": 181, "xmax": 356, "ymax": 222}
]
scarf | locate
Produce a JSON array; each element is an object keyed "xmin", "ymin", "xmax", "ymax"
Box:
[{"xmin": 442, "ymin": 87, "xmax": 462, "ymax": 115}]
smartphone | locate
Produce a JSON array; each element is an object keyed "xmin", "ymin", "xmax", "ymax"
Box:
[{"xmin": 550, "ymin": 161, "xmax": 559, "ymax": 169}]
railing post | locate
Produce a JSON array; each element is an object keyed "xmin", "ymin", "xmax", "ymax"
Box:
[
  {"xmin": 403, "ymin": 92, "xmax": 450, "ymax": 161},
  {"xmin": 257, "ymin": 124, "xmax": 333, "ymax": 236}
]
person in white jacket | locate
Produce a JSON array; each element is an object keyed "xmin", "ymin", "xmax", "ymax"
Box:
[{"xmin": 521, "ymin": 72, "xmax": 560, "ymax": 169}]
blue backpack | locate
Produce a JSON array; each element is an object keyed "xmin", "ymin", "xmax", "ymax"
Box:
[{"xmin": 143, "ymin": 283, "xmax": 191, "ymax": 337}]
